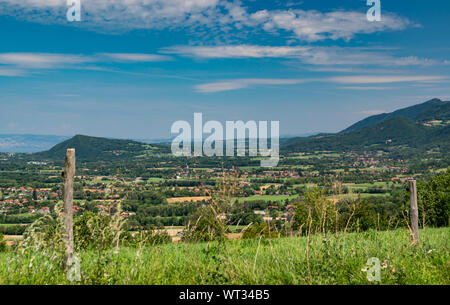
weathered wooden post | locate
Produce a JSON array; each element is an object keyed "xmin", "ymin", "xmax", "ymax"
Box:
[
  {"xmin": 409, "ymin": 180, "xmax": 419, "ymax": 243},
  {"xmin": 63, "ymin": 148, "xmax": 76, "ymax": 268}
]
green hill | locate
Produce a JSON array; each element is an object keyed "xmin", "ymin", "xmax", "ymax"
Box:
[
  {"xmin": 341, "ymin": 98, "xmax": 450, "ymax": 133},
  {"xmin": 284, "ymin": 104, "xmax": 450, "ymax": 153},
  {"xmin": 34, "ymin": 135, "xmax": 168, "ymax": 161}
]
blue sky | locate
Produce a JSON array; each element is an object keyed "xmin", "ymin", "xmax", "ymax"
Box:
[{"xmin": 0, "ymin": 0, "xmax": 449, "ymax": 139}]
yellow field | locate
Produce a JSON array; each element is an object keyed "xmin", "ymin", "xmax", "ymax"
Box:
[
  {"xmin": 4, "ymin": 235, "xmax": 23, "ymax": 246},
  {"xmin": 167, "ymin": 196, "xmax": 211, "ymax": 203}
]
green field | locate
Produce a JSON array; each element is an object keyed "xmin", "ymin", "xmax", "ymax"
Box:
[
  {"xmin": 1, "ymin": 228, "xmax": 448, "ymax": 285},
  {"xmin": 237, "ymin": 195, "xmax": 298, "ymax": 203}
]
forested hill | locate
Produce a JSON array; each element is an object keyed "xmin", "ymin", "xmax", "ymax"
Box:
[
  {"xmin": 34, "ymin": 135, "xmax": 169, "ymax": 161},
  {"xmin": 284, "ymin": 99, "xmax": 450, "ymax": 153},
  {"xmin": 341, "ymin": 98, "xmax": 449, "ymax": 133}
]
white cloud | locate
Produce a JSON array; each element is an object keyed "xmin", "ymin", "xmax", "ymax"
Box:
[
  {"xmin": 0, "ymin": 0, "xmax": 220, "ymax": 32},
  {"xmin": 329, "ymin": 75, "xmax": 446, "ymax": 84},
  {"xmin": 195, "ymin": 78, "xmax": 309, "ymax": 93},
  {"xmin": 195, "ymin": 75, "xmax": 447, "ymax": 93},
  {"xmin": 0, "ymin": 52, "xmax": 173, "ymax": 76},
  {"xmin": 0, "ymin": 67, "xmax": 28, "ymax": 77},
  {"xmin": 295, "ymin": 48, "xmax": 437, "ymax": 66},
  {"xmin": 164, "ymin": 45, "xmax": 440, "ymax": 68},
  {"xmin": 0, "ymin": 53, "xmax": 92, "ymax": 69},
  {"xmin": 164, "ymin": 45, "xmax": 308, "ymax": 58},
  {"xmin": 339, "ymin": 86, "xmax": 395, "ymax": 90},
  {"xmin": 100, "ymin": 53, "xmax": 172, "ymax": 62},
  {"xmin": 0, "ymin": 1, "xmax": 412, "ymax": 41},
  {"xmin": 257, "ymin": 10, "xmax": 412, "ymax": 42}
]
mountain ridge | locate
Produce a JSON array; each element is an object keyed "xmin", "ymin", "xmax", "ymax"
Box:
[
  {"xmin": 284, "ymin": 116, "xmax": 449, "ymax": 153},
  {"xmin": 341, "ymin": 98, "xmax": 449, "ymax": 133},
  {"xmin": 34, "ymin": 135, "xmax": 169, "ymax": 161}
]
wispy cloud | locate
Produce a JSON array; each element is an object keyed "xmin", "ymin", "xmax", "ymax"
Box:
[
  {"xmin": 165, "ymin": 45, "xmax": 440, "ymax": 67},
  {"xmin": 99, "ymin": 53, "xmax": 172, "ymax": 62},
  {"xmin": 0, "ymin": 67, "xmax": 28, "ymax": 77},
  {"xmin": 0, "ymin": 1, "xmax": 412, "ymax": 42},
  {"xmin": 0, "ymin": 0, "xmax": 220, "ymax": 29},
  {"xmin": 0, "ymin": 52, "xmax": 172, "ymax": 76},
  {"xmin": 0, "ymin": 53, "xmax": 92, "ymax": 69},
  {"xmin": 339, "ymin": 86, "xmax": 396, "ymax": 90},
  {"xmin": 329, "ymin": 75, "xmax": 446, "ymax": 84},
  {"xmin": 195, "ymin": 78, "xmax": 309, "ymax": 93},
  {"xmin": 164, "ymin": 45, "xmax": 308, "ymax": 58},
  {"xmin": 196, "ymin": 75, "xmax": 447, "ymax": 93},
  {"xmin": 250, "ymin": 9, "xmax": 412, "ymax": 42}
]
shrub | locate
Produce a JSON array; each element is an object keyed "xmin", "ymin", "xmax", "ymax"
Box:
[
  {"xmin": 0, "ymin": 224, "xmax": 27, "ymax": 235},
  {"xmin": 338, "ymin": 199, "xmax": 378, "ymax": 232},
  {"xmin": 242, "ymin": 223, "xmax": 280, "ymax": 239},
  {"xmin": 128, "ymin": 230, "xmax": 171, "ymax": 247},
  {"xmin": 22, "ymin": 214, "xmax": 63, "ymax": 252},
  {"xmin": 293, "ymin": 188, "xmax": 336, "ymax": 234},
  {"xmin": 182, "ymin": 206, "xmax": 227, "ymax": 243},
  {"xmin": 74, "ymin": 211, "xmax": 128, "ymax": 251},
  {"xmin": 0, "ymin": 233, "xmax": 7, "ymax": 252},
  {"xmin": 416, "ymin": 170, "xmax": 450, "ymax": 227}
]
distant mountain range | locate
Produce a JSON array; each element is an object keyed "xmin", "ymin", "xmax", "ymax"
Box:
[
  {"xmin": 284, "ymin": 98, "xmax": 450, "ymax": 153},
  {"xmin": 0, "ymin": 134, "xmax": 69, "ymax": 153},
  {"xmin": 3, "ymin": 98, "xmax": 449, "ymax": 158},
  {"xmin": 341, "ymin": 98, "xmax": 450, "ymax": 133}
]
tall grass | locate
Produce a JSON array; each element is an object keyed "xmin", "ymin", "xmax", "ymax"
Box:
[{"xmin": 0, "ymin": 227, "xmax": 448, "ymax": 285}]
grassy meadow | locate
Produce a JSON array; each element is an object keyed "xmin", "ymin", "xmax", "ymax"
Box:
[{"xmin": 1, "ymin": 227, "xmax": 448, "ymax": 285}]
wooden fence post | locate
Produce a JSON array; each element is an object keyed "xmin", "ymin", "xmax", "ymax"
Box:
[
  {"xmin": 63, "ymin": 148, "xmax": 76, "ymax": 267},
  {"xmin": 409, "ymin": 180, "xmax": 419, "ymax": 243}
]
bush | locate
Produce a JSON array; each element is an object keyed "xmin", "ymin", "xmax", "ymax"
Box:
[
  {"xmin": 416, "ymin": 170, "xmax": 450, "ymax": 227},
  {"xmin": 0, "ymin": 213, "xmax": 41, "ymax": 224},
  {"xmin": 22, "ymin": 214, "xmax": 63, "ymax": 252},
  {"xmin": 293, "ymin": 188, "xmax": 336, "ymax": 234},
  {"xmin": 182, "ymin": 206, "xmax": 227, "ymax": 243},
  {"xmin": 0, "ymin": 224, "xmax": 27, "ymax": 235},
  {"xmin": 242, "ymin": 223, "xmax": 280, "ymax": 239},
  {"xmin": 128, "ymin": 230, "xmax": 171, "ymax": 247},
  {"xmin": 74, "ymin": 211, "xmax": 128, "ymax": 251},
  {"xmin": 0, "ymin": 233, "xmax": 7, "ymax": 252},
  {"xmin": 338, "ymin": 199, "xmax": 378, "ymax": 232}
]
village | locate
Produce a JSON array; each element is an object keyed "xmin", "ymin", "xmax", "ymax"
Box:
[{"xmin": 0, "ymin": 148, "xmax": 428, "ymax": 242}]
